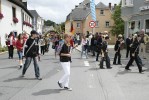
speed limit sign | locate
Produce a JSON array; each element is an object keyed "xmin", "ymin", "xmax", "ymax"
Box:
[{"xmin": 89, "ymin": 21, "xmax": 96, "ymax": 28}]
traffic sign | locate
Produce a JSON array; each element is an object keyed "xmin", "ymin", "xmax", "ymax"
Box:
[{"xmin": 89, "ymin": 21, "xmax": 96, "ymax": 28}]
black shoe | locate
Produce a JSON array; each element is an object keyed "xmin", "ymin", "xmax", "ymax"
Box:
[
  {"xmin": 139, "ymin": 70, "xmax": 145, "ymax": 73},
  {"xmin": 113, "ymin": 63, "xmax": 117, "ymax": 65},
  {"xmin": 64, "ymin": 87, "xmax": 72, "ymax": 91},
  {"xmin": 36, "ymin": 77, "xmax": 42, "ymax": 80},
  {"xmin": 117, "ymin": 63, "xmax": 122, "ymax": 65},
  {"xmin": 107, "ymin": 67, "xmax": 112, "ymax": 69},
  {"xmin": 143, "ymin": 58, "xmax": 146, "ymax": 59},
  {"xmin": 125, "ymin": 68, "xmax": 131, "ymax": 71},
  {"xmin": 58, "ymin": 81, "xmax": 63, "ymax": 88},
  {"xmin": 19, "ymin": 66, "xmax": 22, "ymax": 69},
  {"xmin": 100, "ymin": 67, "xmax": 105, "ymax": 69}
]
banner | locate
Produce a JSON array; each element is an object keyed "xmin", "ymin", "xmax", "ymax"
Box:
[{"xmin": 90, "ymin": 0, "xmax": 96, "ymax": 21}]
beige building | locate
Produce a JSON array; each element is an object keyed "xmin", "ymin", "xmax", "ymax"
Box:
[{"xmin": 65, "ymin": 0, "xmax": 117, "ymax": 44}]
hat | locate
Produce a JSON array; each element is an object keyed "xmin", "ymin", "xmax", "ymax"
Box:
[
  {"xmin": 31, "ymin": 30, "xmax": 38, "ymax": 35},
  {"xmin": 133, "ymin": 34, "xmax": 138, "ymax": 38},
  {"xmin": 118, "ymin": 34, "xmax": 123, "ymax": 37}
]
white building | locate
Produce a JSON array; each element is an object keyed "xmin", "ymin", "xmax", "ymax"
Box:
[
  {"xmin": 29, "ymin": 10, "xmax": 44, "ymax": 35},
  {"xmin": 0, "ymin": 0, "xmax": 33, "ymax": 46}
]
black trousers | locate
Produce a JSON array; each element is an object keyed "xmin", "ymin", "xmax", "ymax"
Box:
[
  {"xmin": 113, "ymin": 51, "xmax": 121, "ymax": 64},
  {"xmin": 126, "ymin": 46, "xmax": 131, "ymax": 58},
  {"xmin": 41, "ymin": 46, "xmax": 45, "ymax": 55},
  {"xmin": 91, "ymin": 46, "xmax": 95, "ymax": 56},
  {"xmin": 96, "ymin": 48, "xmax": 101, "ymax": 61},
  {"xmin": 125, "ymin": 53, "xmax": 142, "ymax": 72},
  {"xmin": 8, "ymin": 45, "xmax": 14, "ymax": 58},
  {"xmin": 100, "ymin": 53, "xmax": 111, "ymax": 68}
]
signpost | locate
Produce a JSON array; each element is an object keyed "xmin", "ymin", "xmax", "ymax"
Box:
[{"xmin": 89, "ymin": 21, "xmax": 96, "ymax": 28}]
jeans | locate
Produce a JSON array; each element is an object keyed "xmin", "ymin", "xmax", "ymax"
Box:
[
  {"xmin": 100, "ymin": 53, "xmax": 111, "ymax": 68},
  {"xmin": 17, "ymin": 51, "xmax": 23, "ymax": 60},
  {"xmin": 81, "ymin": 45, "xmax": 88, "ymax": 59},
  {"xmin": 59, "ymin": 62, "xmax": 70, "ymax": 87},
  {"xmin": 22, "ymin": 57, "xmax": 40, "ymax": 78}
]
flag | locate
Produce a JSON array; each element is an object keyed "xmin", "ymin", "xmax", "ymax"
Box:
[
  {"xmin": 70, "ymin": 21, "xmax": 75, "ymax": 35},
  {"xmin": 90, "ymin": 0, "xmax": 96, "ymax": 21}
]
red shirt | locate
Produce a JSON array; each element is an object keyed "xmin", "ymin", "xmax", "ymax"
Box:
[
  {"xmin": 16, "ymin": 40, "xmax": 24, "ymax": 51},
  {"xmin": 70, "ymin": 39, "xmax": 74, "ymax": 47}
]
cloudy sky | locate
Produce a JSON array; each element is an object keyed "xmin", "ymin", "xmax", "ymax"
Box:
[{"xmin": 28, "ymin": 0, "xmax": 120, "ymax": 23}]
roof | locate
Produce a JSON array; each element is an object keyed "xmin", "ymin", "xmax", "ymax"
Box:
[
  {"xmin": 29, "ymin": 10, "xmax": 41, "ymax": 18},
  {"xmin": 66, "ymin": 1, "xmax": 115, "ymax": 21},
  {"xmin": 96, "ymin": 2, "xmax": 109, "ymax": 9},
  {"xmin": 66, "ymin": 8, "xmax": 91, "ymax": 21},
  {"xmin": 8, "ymin": 0, "xmax": 33, "ymax": 18},
  {"xmin": 78, "ymin": 0, "xmax": 90, "ymax": 8}
]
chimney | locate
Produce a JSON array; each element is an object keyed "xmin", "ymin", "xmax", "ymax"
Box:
[
  {"xmin": 75, "ymin": 5, "xmax": 78, "ymax": 8},
  {"xmin": 114, "ymin": 4, "xmax": 117, "ymax": 9},
  {"xmin": 109, "ymin": 3, "xmax": 111, "ymax": 10},
  {"xmin": 22, "ymin": 0, "xmax": 27, "ymax": 8}
]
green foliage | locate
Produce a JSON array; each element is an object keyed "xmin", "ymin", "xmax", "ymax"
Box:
[
  {"xmin": 44, "ymin": 20, "xmax": 56, "ymax": 26},
  {"xmin": 0, "ymin": 46, "xmax": 7, "ymax": 53},
  {"xmin": 111, "ymin": 2, "xmax": 124, "ymax": 36}
]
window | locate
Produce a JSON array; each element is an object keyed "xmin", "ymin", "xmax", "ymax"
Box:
[
  {"xmin": 0, "ymin": 0, "xmax": 1, "ymax": 12},
  {"xmin": 77, "ymin": 23, "xmax": 80, "ymax": 28},
  {"xmin": 95, "ymin": 21, "xmax": 99, "ymax": 27},
  {"xmin": 105, "ymin": 21, "xmax": 110, "ymax": 27},
  {"xmin": 122, "ymin": 0, "xmax": 133, "ymax": 7},
  {"xmin": 100, "ymin": 10, "xmax": 104, "ymax": 15},
  {"xmin": 12, "ymin": 7, "xmax": 16, "ymax": 18},
  {"xmin": 22, "ymin": 12, "xmax": 24, "ymax": 21}
]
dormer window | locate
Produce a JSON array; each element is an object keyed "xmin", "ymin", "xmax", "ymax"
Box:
[{"xmin": 122, "ymin": 0, "xmax": 133, "ymax": 7}]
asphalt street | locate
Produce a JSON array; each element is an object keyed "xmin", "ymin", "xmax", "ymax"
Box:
[{"xmin": 0, "ymin": 47, "xmax": 149, "ymax": 100}]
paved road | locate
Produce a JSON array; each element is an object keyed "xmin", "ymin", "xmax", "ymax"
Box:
[{"xmin": 0, "ymin": 47, "xmax": 149, "ymax": 100}]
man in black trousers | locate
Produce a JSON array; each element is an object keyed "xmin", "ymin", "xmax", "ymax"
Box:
[
  {"xmin": 99, "ymin": 35, "xmax": 112, "ymax": 69},
  {"xmin": 126, "ymin": 35, "xmax": 132, "ymax": 58},
  {"xmin": 125, "ymin": 34, "xmax": 144, "ymax": 73},
  {"xmin": 113, "ymin": 34, "xmax": 124, "ymax": 65}
]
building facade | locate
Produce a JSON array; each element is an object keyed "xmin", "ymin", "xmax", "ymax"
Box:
[
  {"xmin": 65, "ymin": 0, "xmax": 116, "ymax": 44},
  {"xmin": 121, "ymin": 0, "xmax": 149, "ymax": 37},
  {"xmin": 0, "ymin": 0, "xmax": 33, "ymax": 46},
  {"xmin": 29, "ymin": 10, "xmax": 44, "ymax": 34}
]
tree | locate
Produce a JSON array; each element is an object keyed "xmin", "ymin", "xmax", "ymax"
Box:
[
  {"xmin": 111, "ymin": 2, "xmax": 124, "ymax": 36},
  {"xmin": 44, "ymin": 20, "xmax": 56, "ymax": 26}
]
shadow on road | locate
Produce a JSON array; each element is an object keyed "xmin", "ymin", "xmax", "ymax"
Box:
[
  {"xmin": 0, "ymin": 93, "xmax": 3, "ymax": 96},
  {"xmin": 0, "ymin": 66, "xmax": 18, "ymax": 69},
  {"xmin": 32, "ymin": 89, "xmax": 64, "ymax": 96},
  {"xmin": 3, "ymin": 77, "xmax": 36, "ymax": 82}
]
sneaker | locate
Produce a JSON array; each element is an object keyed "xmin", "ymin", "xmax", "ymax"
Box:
[
  {"xmin": 57, "ymin": 81, "xmax": 63, "ymax": 88},
  {"xmin": 36, "ymin": 77, "xmax": 42, "ymax": 80},
  {"xmin": 64, "ymin": 87, "xmax": 72, "ymax": 91}
]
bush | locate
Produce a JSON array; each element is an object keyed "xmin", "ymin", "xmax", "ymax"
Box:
[{"xmin": 0, "ymin": 46, "xmax": 8, "ymax": 53}]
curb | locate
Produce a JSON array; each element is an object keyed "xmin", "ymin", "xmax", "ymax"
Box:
[{"xmin": 0, "ymin": 51, "xmax": 8, "ymax": 55}]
